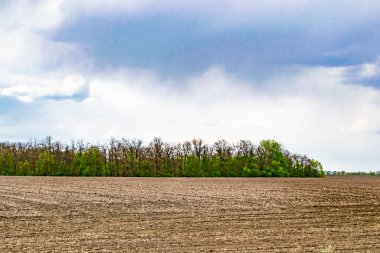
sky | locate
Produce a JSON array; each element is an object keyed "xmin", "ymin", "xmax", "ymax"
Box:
[{"xmin": 1, "ymin": 0, "xmax": 380, "ymax": 171}]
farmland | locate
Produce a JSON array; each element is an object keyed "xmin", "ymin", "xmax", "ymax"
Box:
[{"xmin": 1, "ymin": 177, "xmax": 380, "ymax": 252}]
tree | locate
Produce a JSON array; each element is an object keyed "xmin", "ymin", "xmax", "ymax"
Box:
[
  {"xmin": 0, "ymin": 149, "xmax": 15, "ymax": 175},
  {"xmin": 36, "ymin": 151, "xmax": 55, "ymax": 176}
]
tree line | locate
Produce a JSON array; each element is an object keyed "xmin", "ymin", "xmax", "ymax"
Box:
[
  {"xmin": 0, "ymin": 137, "xmax": 325, "ymax": 177},
  {"xmin": 325, "ymin": 171, "xmax": 380, "ymax": 176}
]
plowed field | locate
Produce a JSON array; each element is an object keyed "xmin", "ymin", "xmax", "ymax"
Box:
[{"xmin": 1, "ymin": 177, "xmax": 379, "ymax": 252}]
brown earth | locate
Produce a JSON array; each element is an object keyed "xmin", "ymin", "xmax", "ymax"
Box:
[{"xmin": 0, "ymin": 176, "xmax": 379, "ymax": 252}]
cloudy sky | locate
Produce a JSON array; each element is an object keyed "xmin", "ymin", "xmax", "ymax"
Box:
[{"xmin": 1, "ymin": 0, "xmax": 380, "ymax": 171}]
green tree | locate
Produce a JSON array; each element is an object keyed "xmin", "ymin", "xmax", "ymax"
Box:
[
  {"xmin": 257, "ymin": 140, "xmax": 289, "ymax": 176},
  {"xmin": 36, "ymin": 151, "xmax": 55, "ymax": 176},
  {"xmin": 0, "ymin": 150, "xmax": 15, "ymax": 175}
]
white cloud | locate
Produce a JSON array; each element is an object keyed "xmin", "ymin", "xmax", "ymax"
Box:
[
  {"xmin": 0, "ymin": 0, "xmax": 64, "ymax": 32},
  {"xmin": 0, "ymin": 29, "xmax": 81, "ymax": 72},
  {"xmin": 0, "ymin": 0, "xmax": 87, "ymax": 101},
  {"xmin": 0, "ymin": 74, "xmax": 87, "ymax": 102}
]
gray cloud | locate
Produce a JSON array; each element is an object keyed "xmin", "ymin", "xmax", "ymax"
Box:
[
  {"xmin": 342, "ymin": 58, "xmax": 380, "ymax": 86},
  {"xmin": 49, "ymin": 0, "xmax": 380, "ymax": 84}
]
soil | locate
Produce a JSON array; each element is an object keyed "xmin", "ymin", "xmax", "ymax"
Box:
[{"xmin": 0, "ymin": 176, "xmax": 379, "ymax": 252}]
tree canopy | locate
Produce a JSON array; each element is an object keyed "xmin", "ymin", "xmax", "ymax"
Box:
[{"xmin": 0, "ymin": 137, "xmax": 325, "ymax": 177}]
